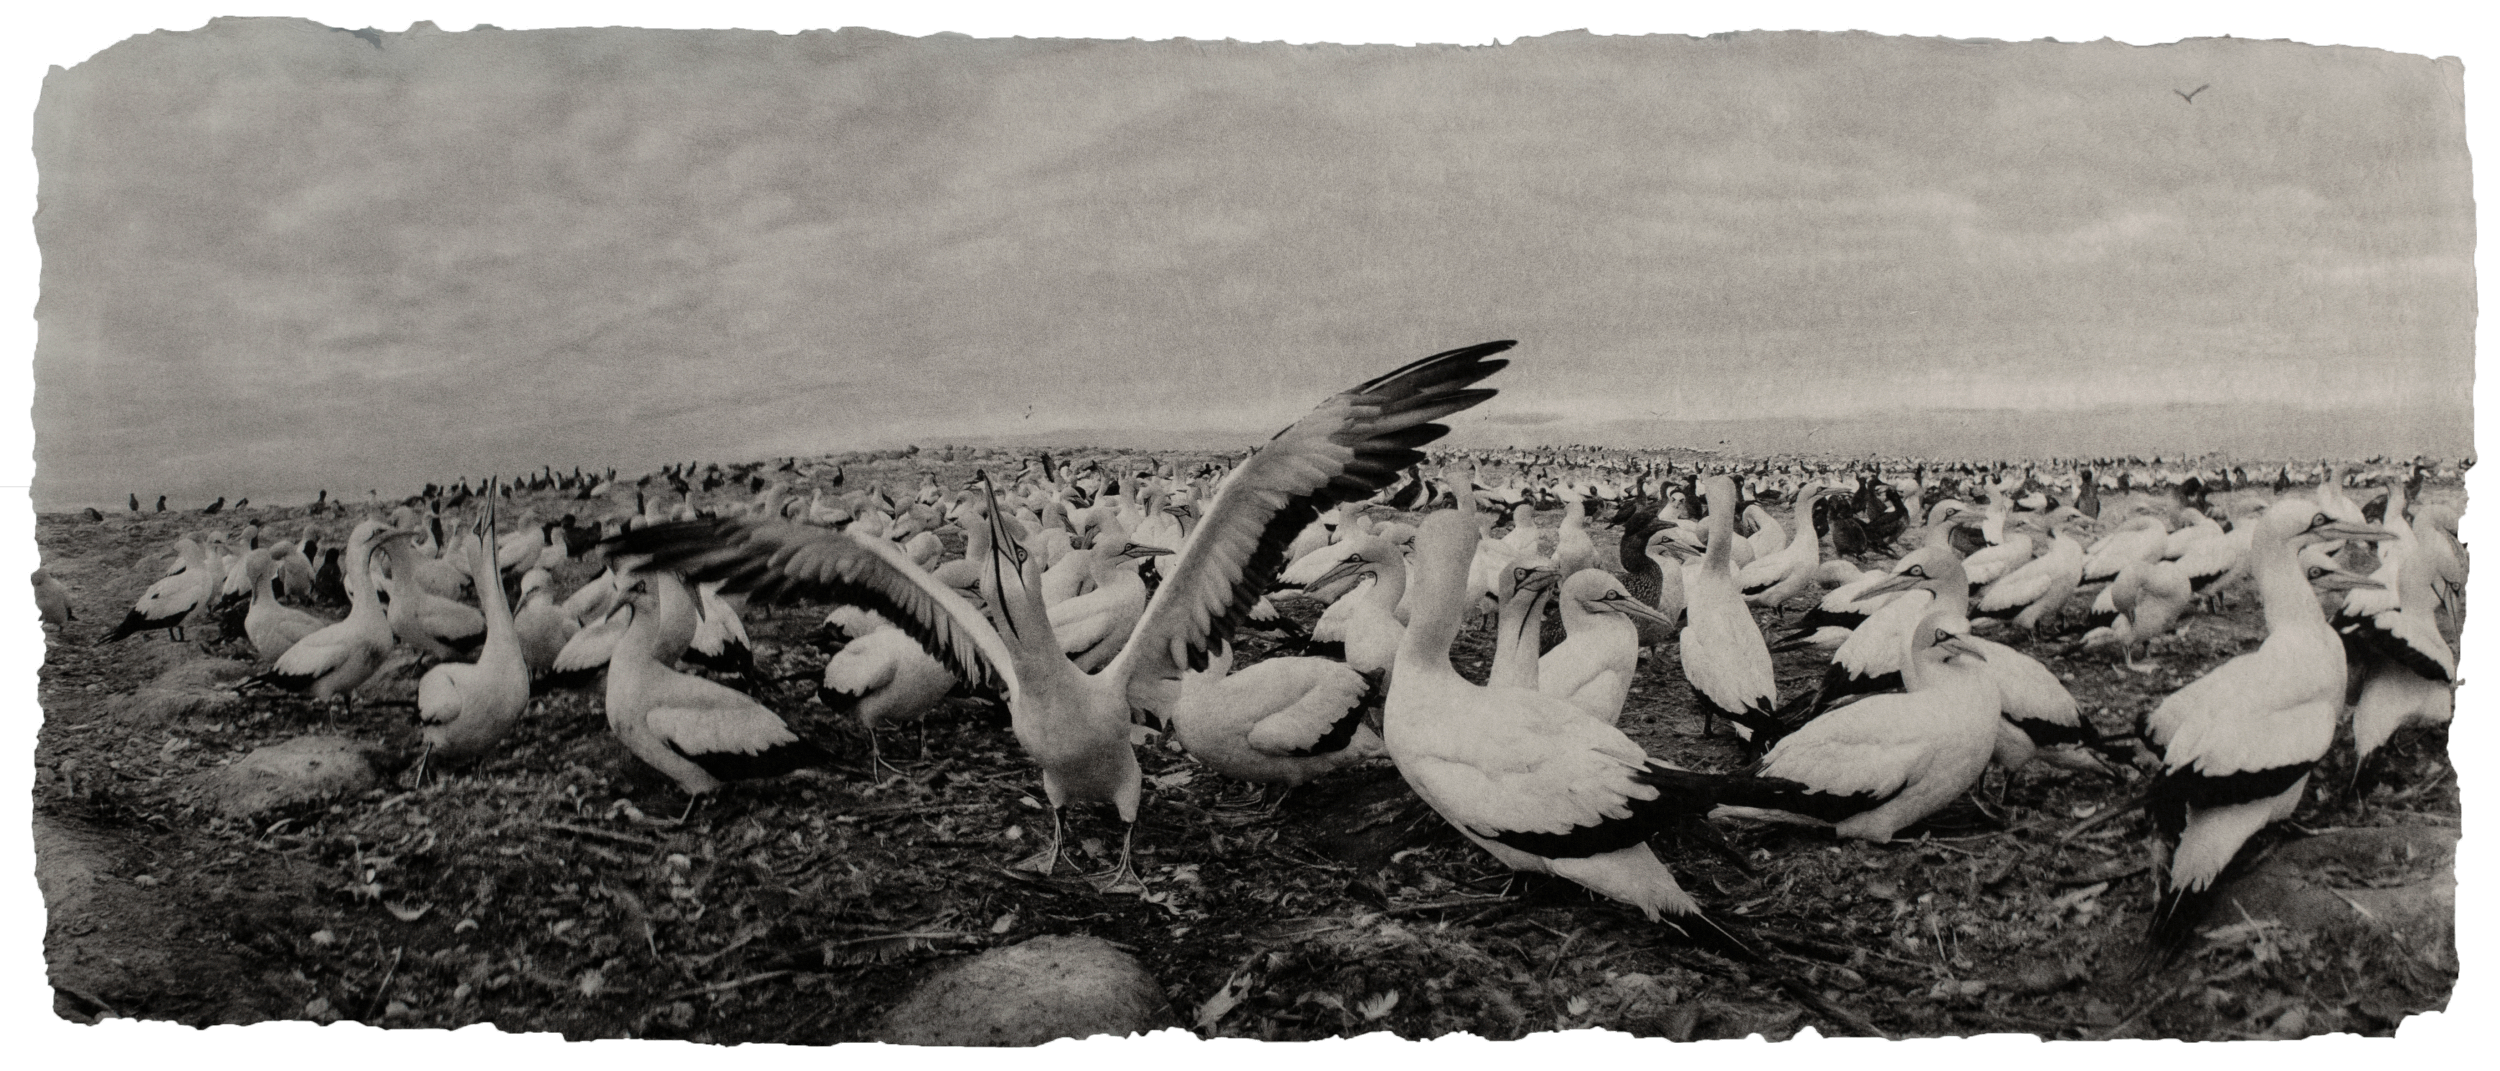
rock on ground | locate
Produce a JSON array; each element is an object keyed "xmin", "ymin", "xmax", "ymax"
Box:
[
  {"xmin": 190, "ymin": 735, "xmax": 392, "ymax": 819},
  {"xmin": 874, "ymin": 934, "xmax": 1179, "ymax": 1046},
  {"xmin": 2210, "ymin": 824, "xmax": 2457, "ymax": 949}
]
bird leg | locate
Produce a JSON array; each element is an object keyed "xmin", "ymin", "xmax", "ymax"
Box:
[
  {"xmin": 865, "ymin": 728, "xmax": 909, "ymax": 780},
  {"xmin": 410, "ymin": 747, "xmax": 432, "ymax": 789},
  {"xmin": 1257, "ymin": 783, "xmax": 1294, "ymax": 817},
  {"xmin": 1209, "ymin": 781, "xmax": 1267, "ymax": 813},
  {"xmin": 1092, "ymin": 820, "xmax": 1146, "ymax": 895},
  {"xmin": 1012, "ymin": 807, "xmax": 1067, "ymax": 875}
]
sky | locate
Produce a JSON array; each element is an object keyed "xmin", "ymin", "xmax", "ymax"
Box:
[{"xmin": 27, "ymin": 18, "xmax": 2475, "ymax": 509}]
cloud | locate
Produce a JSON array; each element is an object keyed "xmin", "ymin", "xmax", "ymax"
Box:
[{"xmin": 28, "ymin": 22, "xmax": 2473, "ymax": 509}]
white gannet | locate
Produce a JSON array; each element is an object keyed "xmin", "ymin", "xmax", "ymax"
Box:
[{"xmin": 2141, "ymin": 498, "xmax": 2388, "ymax": 954}]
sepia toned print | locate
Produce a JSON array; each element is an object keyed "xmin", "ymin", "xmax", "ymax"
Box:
[{"xmin": 28, "ymin": 19, "xmax": 2466, "ymax": 1044}]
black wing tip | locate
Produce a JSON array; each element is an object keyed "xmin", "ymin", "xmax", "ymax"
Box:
[
  {"xmin": 1353, "ymin": 341, "xmax": 1516, "ymax": 396},
  {"xmin": 684, "ymin": 737, "xmax": 839, "ymax": 783}
]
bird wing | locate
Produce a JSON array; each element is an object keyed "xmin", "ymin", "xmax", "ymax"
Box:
[
  {"xmin": 1975, "ymin": 555, "xmax": 2056, "ymax": 613},
  {"xmin": 646, "ymin": 684, "xmax": 802, "ymax": 759},
  {"xmin": 2145, "ymin": 649, "xmax": 2341, "ymax": 776},
  {"xmin": 1966, "ymin": 637, "xmax": 2080, "ymax": 729},
  {"xmin": 1679, "ymin": 597, "xmax": 1777, "ymax": 713},
  {"xmin": 417, "ymin": 663, "xmax": 470, "ymax": 725},
  {"xmin": 603, "ymin": 518, "xmax": 1015, "ymax": 696},
  {"xmin": 2342, "ymin": 606, "xmax": 2457, "ymax": 681},
  {"xmin": 272, "ymin": 620, "xmax": 363, "ymax": 677},
  {"xmin": 1756, "ymin": 696, "xmax": 1932, "ymax": 802},
  {"xmin": 552, "ymin": 608, "xmax": 631, "ymax": 673},
  {"xmin": 1241, "ymin": 660, "xmax": 1372, "ymax": 756},
  {"xmin": 1110, "ymin": 342, "xmax": 1509, "ymax": 716},
  {"xmin": 1397, "ymin": 693, "xmax": 1667, "ymax": 841},
  {"xmin": 1832, "ymin": 590, "xmax": 1929, "ymax": 678},
  {"xmin": 270, "ymin": 604, "xmax": 336, "ymax": 649}
]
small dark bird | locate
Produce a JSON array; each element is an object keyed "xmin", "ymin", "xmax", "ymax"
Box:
[
  {"xmin": 202, "ymin": 496, "xmax": 226, "ymax": 515},
  {"xmin": 155, "ymin": 495, "xmax": 167, "ymax": 513},
  {"xmin": 128, "ymin": 493, "xmax": 139, "ymax": 513},
  {"xmin": 233, "ymin": 497, "xmax": 248, "ymax": 510},
  {"xmin": 311, "ymin": 547, "xmax": 349, "ymax": 607},
  {"xmin": 82, "ymin": 507, "xmax": 104, "ymax": 523},
  {"xmin": 2175, "ymin": 83, "xmax": 2210, "ymax": 104}
]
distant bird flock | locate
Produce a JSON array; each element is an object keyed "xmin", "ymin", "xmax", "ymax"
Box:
[{"xmin": 43, "ymin": 341, "xmax": 2468, "ymax": 970}]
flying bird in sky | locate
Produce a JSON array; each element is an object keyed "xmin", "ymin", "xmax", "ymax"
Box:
[{"xmin": 2175, "ymin": 84, "xmax": 2210, "ymax": 104}]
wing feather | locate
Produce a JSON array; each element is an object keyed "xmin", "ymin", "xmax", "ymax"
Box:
[
  {"xmin": 605, "ymin": 520, "xmax": 1016, "ymax": 696},
  {"xmin": 1241, "ymin": 661, "xmax": 1372, "ymax": 756},
  {"xmin": 1113, "ymin": 342, "xmax": 1509, "ymax": 711}
]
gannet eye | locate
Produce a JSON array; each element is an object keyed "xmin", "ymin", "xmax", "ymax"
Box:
[
  {"xmin": 1905, "ymin": 566, "xmax": 1927, "ymax": 578},
  {"xmin": 2311, "ymin": 513, "xmax": 2329, "ymax": 530}
]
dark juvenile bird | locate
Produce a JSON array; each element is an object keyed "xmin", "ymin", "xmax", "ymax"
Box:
[
  {"xmin": 203, "ymin": 496, "xmax": 226, "ymax": 515},
  {"xmin": 311, "ymin": 547, "xmax": 349, "ymax": 607},
  {"xmin": 128, "ymin": 493, "xmax": 140, "ymax": 513},
  {"xmin": 2175, "ymin": 83, "xmax": 2210, "ymax": 104},
  {"xmin": 82, "ymin": 507, "xmax": 104, "ymax": 523},
  {"xmin": 155, "ymin": 495, "xmax": 168, "ymax": 513}
]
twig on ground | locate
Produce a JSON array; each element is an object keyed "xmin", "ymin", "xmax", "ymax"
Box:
[
  {"xmin": 663, "ymin": 970, "xmax": 795, "ymax": 1002},
  {"xmin": 533, "ymin": 820, "xmax": 664, "ymax": 849}
]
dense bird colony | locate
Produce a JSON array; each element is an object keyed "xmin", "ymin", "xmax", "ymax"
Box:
[{"xmin": 34, "ymin": 344, "xmax": 2465, "ymax": 1042}]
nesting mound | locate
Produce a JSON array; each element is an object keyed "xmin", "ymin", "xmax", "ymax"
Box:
[
  {"xmin": 874, "ymin": 935, "xmax": 1179, "ymax": 1046},
  {"xmin": 124, "ymin": 657, "xmax": 254, "ymax": 722}
]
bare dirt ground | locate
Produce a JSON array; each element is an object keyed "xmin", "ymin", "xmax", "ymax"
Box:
[{"xmin": 31, "ymin": 453, "xmax": 2461, "ymax": 1043}]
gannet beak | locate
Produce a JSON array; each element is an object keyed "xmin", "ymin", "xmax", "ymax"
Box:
[
  {"xmin": 1938, "ymin": 635, "xmax": 1990, "ymax": 661},
  {"xmin": 1124, "ymin": 543, "xmax": 1175, "ymax": 559},
  {"xmin": 1863, "ymin": 572, "xmax": 1927, "ymax": 597},
  {"xmin": 1310, "ymin": 558, "xmax": 1367, "ymax": 591},
  {"xmin": 2313, "ymin": 521, "xmax": 2395, "ymax": 544},
  {"xmin": 2311, "ymin": 569, "xmax": 2386, "ymax": 593},
  {"xmin": 1611, "ymin": 593, "xmax": 1678, "ymax": 627}
]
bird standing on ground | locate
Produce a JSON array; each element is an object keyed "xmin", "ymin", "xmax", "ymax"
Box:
[
  {"xmin": 1383, "ymin": 508, "xmax": 1750, "ymax": 953},
  {"xmin": 819, "ymin": 615, "xmax": 960, "ymax": 774},
  {"xmin": 511, "ymin": 569, "xmax": 580, "ymax": 675},
  {"xmin": 101, "ymin": 536, "xmax": 217, "ymax": 643},
  {"xmin": 1170, "ymin": 641, "xmax": 1384, "ymax": 803},
  {"xmin": 240, "ymin": 550, "xmax": 334, "ymax": 662},
  {"xmin": 1711, "ymin": 605, "xmax": 2004, "ymax": 842},
  {"xmin": 33, "ymin": 570, "xmax": 73, "ymax": 629},
  {"xmin": 418, "ymin": 494, "xmax": 533, "ymax": 766},
  {"xmin": 248, "ymin": 521, "xmax": 399, "ymax": 712},
  {"xmin": 1680, "ymin": 476, "xmax": 1779, "ymax": 740},
  {"xmin": 2334, "ymin": 483, "xmax": 2458, "ymax": 788},
  {"xmin": 601, "ymin": 571, "xmax": 835, "ymax": 804},
  {"xmin": 2141, "ymin": 498, "xmax": 2388, "ymax": 954}
]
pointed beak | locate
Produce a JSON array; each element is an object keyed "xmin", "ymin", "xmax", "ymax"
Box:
[
  {"xmin": 1938, "ymin": 635, "xmax": 1989, "ymax": 661},
  {"xmin": 1123, "ymin": 543, "xmax": 1175, "ymax": 559},
  {"xmin": 1611, "ymin": 595, "xmax": 1678, "ymax": 627},
  {"xmin": 1310, "ymin": 558, "xmax": 1367, "ymax": 591},
  {"xmin": 2311, "ymin": 568, "xmax": 2386, "ymax": 593},
  {"xmin": 1863, "ymin": 572, "xmax": 1926, "ymax": 597},
  {"xmin": 2313, "ymin": 521, "xmax": 2394, "ymax": 544}
]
